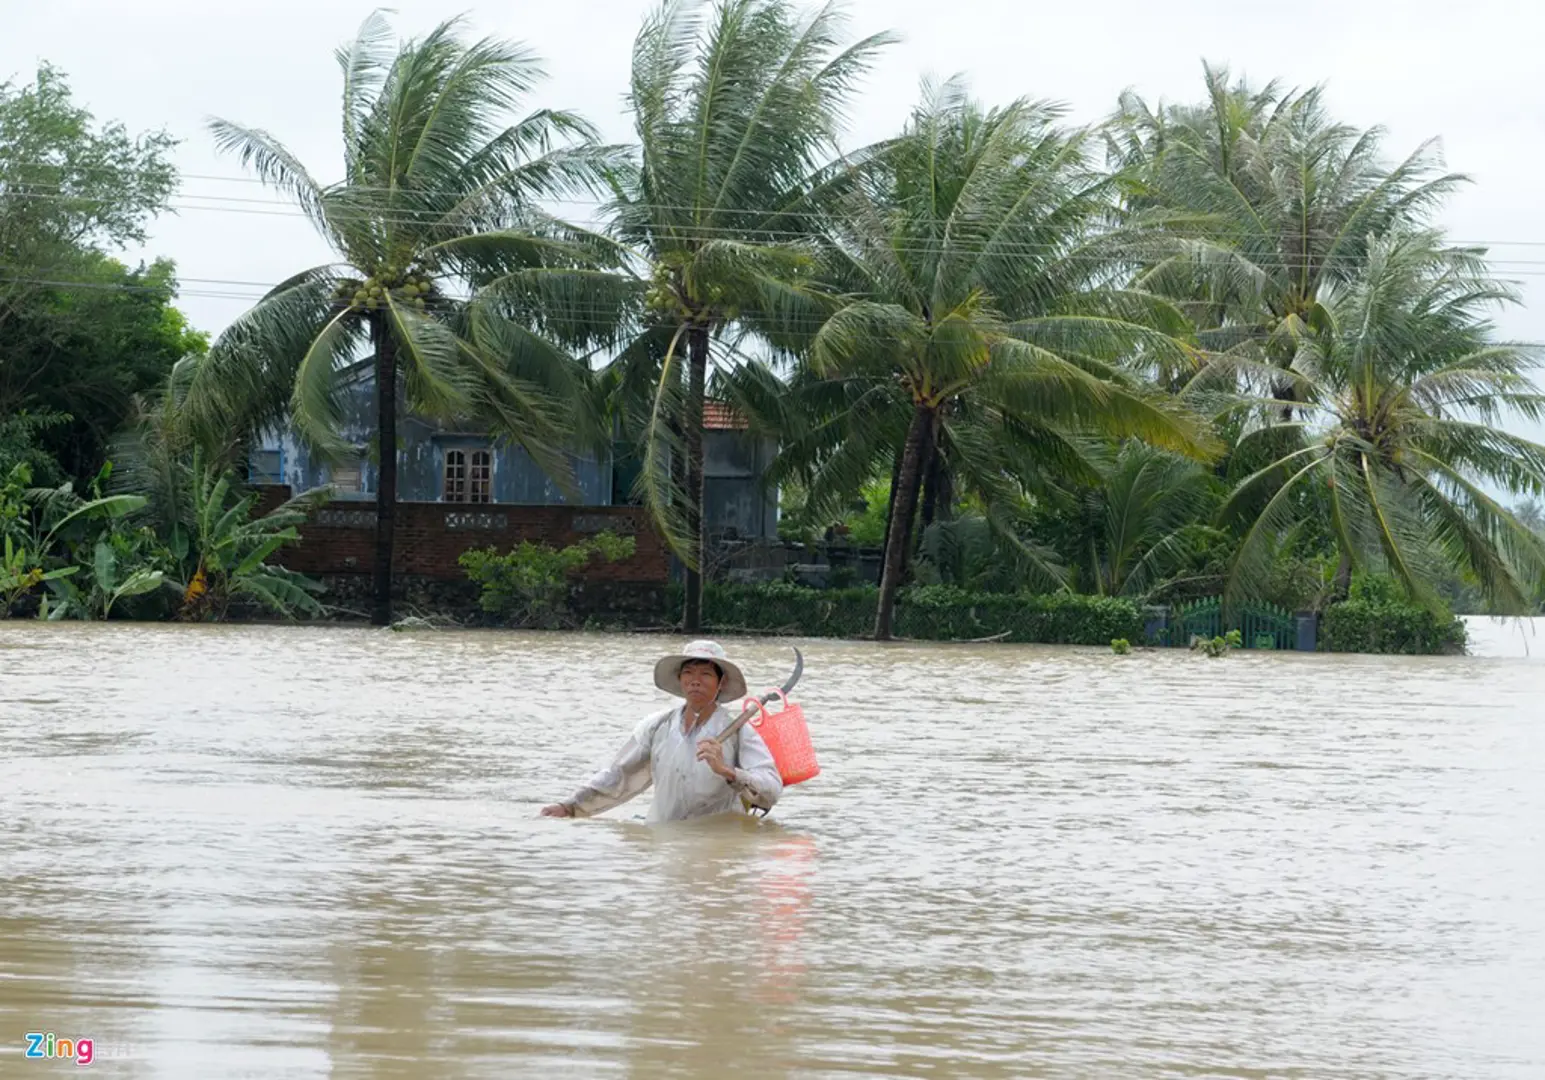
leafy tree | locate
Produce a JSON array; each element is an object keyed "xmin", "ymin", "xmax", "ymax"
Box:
[
  {"xmin": 0, "ymin": 256, "xmax": 208, "ymax": 482},
  {"xmin": 0, "ymin": 62, "xmax": 176, "ymax": 271},
  {"xmin": 0, "ymin": 63, "xmax": 196, "ymax": 486},
  {"xmin": 0, "ymin": 412, "xmax": 70, "ymax": 487}
]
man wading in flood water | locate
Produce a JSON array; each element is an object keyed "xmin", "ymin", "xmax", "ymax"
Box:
[{"xmin": 540, "ymin": 641, "xmax": 783, "ymax": 823}]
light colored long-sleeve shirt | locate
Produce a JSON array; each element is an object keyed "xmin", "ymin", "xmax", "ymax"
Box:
[{"xmin": 561, "ymin": 703, "xmax": 783, "ymax": 822}]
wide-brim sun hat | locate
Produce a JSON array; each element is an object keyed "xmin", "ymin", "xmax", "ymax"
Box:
[{"xmin": 653, "ymin": 639, "xmax": 747, "ymax": 702}]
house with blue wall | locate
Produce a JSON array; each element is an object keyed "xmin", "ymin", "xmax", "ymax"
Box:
[{"xmin": 247, "ymin": 364, "xmax": 780, "ymax": 541}]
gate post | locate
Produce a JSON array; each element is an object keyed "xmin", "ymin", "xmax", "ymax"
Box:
[{"xmin": 1294, "ymin": 611, "xmax": 1318, "ymax": 652}]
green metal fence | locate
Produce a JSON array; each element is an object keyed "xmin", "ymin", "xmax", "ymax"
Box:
[
  {"xmin": 1241, "ymin": 602, "xmax": 1298, "ymax": 650},
  {"xmin": 1156, "ymin": 597, "xmax": 1298, "ymax": 650}
]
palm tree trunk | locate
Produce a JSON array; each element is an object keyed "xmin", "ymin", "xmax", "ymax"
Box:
[
  {"xmin": 371, "ymin": 318, "xmax": 398, "ymax": 627},
  {"xmin": 919, "ymin": 451, "xmax": 940, "ymax": 531},
  {"xmin": 876, "ymin": 450, "xmax": 902, "ymax": 581},
  {"xmin": 919, "ymin": 424, "xmax": 945, "ymax": 531},
  {"xmin": 875, "ymin": 402, "xmax": 932, "ymax": 641},
  {"xmin": 1331, "ymin": 550, "xmax": 1352, "ymax": 604},
  {"xmin": 907, "ymin": 413, "xmax": 939, "ymax": 566},
  {"xmin": 683, "ymin": 323, "xmax": 709, "ymax": 633}
]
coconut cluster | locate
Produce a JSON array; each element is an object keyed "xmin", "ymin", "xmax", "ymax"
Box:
[
  {"xmin": 332, "ymin": 267, "xmax": 437, "ymax": 313},
  {"xmin": 642, "ymin": 262, "xmax": 684, "ymax": 319}
]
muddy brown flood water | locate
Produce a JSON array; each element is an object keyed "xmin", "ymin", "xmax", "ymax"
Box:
[{"xmin": 2, "ymin": 619, "xmax": 1542, "ymax": 1077}]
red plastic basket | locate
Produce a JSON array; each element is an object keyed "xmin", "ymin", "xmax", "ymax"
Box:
[{"xmin": 746, "ymin": 690, "xmax": 820, "ymax": 786}]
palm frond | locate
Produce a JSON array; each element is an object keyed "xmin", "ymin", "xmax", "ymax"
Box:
[
  {"xmin": 386, "ymin": 297, "xmax": 477, "ymax": 422},
  {"xmin": 808, "ymin": 301, "xmax": 925, "ymax": 379},
  {"xmin": 290, "ymin": 306, "xmax": 363, "ymax": 462},
  {"xmin": 636, "ymin": 323, "xmax": 692, "ymax": 560},
  {"xmin": 206, "ymin": 120, "xmax": 337, "ymax": 244},
  {"xmin": 981, "ymin": 337, "xmax": 1219, "ymax": 461},
  {"xmin": 1220, "ymin": 445, "xmax": 1331, "ymax": 605},
  {"xmin": 339, "ymin": 10, "xmax": 397, "ymax": 178},
  {"xmin": 1405, "ymin": 450, "xmax": 1545, "ymax": 614},
  {"xmin": 476, "ymin": 266, "xmax": 645, "ymax": 352},
  {"xmin": 184, "ymin": 266, "xmax": 358, "ymax": 450}
]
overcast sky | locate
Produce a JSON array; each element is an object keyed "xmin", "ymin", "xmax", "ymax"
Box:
[{"xmin": 6, "ymin": 0, "xmax": 1544, "ymax": 439}]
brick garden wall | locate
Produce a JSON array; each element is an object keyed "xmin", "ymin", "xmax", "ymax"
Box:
[{"xmin": 254, "ymin": 486, "xmax": 670, "ymax": 584}]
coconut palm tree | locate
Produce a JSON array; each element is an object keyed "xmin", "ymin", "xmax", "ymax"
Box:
[
  {"xmin": 183, "ymin": 12, "xmax": 615, "ymax": 625},
  {"xmin": 1109, "ymin": 63, "xmax": 1465, "ymax": 414},
  {"xmin": 562, "ymin": 0, "xmax": 893, "ymax": 633},
  {"xmin": 1032, "ymin": 441, "xmax": 1223, "ymax": 599},
  {"xmin": 1219, "ymin": 230, "xmax": 1545, "ymax": 613},
  {"xmin": 743, "ymin": 81, "xmax": 1217, "ymax": 639}
]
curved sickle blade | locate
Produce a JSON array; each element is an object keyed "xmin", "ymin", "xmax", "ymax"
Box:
[{"xmin": 778, "ymin": 647, "xmax": 804, "ymax": 697}]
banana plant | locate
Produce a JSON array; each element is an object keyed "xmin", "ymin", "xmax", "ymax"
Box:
[
  {"xmin": 1, "ymin": 535, "xmax": 78, "ymax": 616},
  {"xmin": 164, "ymin": 453, "xmax": 326, "ymax": 621},
  {"xmin": 9, "ymin": 460, "xmax": 150, "ymax": 555},
  {"xmin": 92, "ymin": 539, "xmax": 165, "ymax": 619},
  {"xmin": 4, "ymin": 461, "xmax": 155, "ymax": 619},
  {"xmin": 34, "ymin": 495, "xmax": 156, "ymax": 620},
  {"xmin": 44, "ymin": 533, "xmax": 165, "ymax": 620}
]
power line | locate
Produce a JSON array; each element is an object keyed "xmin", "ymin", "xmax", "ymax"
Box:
[
  {"xmin": 20, "ymin": 184, "xmax": 1545, "ymax": 258},
  {"xmin": 12, "ymin": 187, "xmax": 1545, "ymax": 282},
  {"xmin": 7, "ymin": 157, "xmax": 1545, "ymax": 244},
  {"xmin": 10, "ymin": 165, "xmax": 1545, "ymax": 249}
]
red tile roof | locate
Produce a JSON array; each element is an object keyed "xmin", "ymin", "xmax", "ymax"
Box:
[{"xmin": 703, "ymin": 401, "xmax": 749, "ymax": 431}]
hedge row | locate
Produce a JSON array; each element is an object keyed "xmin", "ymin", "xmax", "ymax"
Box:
[
  {"xmin": 698, "ymin": 582, "xmax": 1146, "ymax": 645},
  {"xmin": 1319, "ymin": 596, "xmax": 1468, "ymax": 655},
  {"xmin": 694, "ymin": 581, "xmax": 1469, "ymax": 655}
]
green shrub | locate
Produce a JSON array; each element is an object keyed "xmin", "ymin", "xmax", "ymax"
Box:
[
  {"xmin": 701, "ymin": 580, "xmax": 874, "ymax": 635},
  {"xmin": 895, "ymin": 585, "xmax": 1145, "ymax": 644},
  {"xmin": 1191, "ymin": 628, "xmax": 1243, "ymax": 658},
  {"xmin": 1320, "ymin": 599, "xmax": 1467, "ymax": 655},
  {"xmin": 1319, "ymin": 577, "xmax": 1467, "ymax": 655},
  {"xmin": 461, "ymin": 531, "xmax": 636, "ymax": 628},
  {"xmin": 699, "ymin": 582, "xmax": 1145, "ymax": 645},
  {"xmin": 843, "ymin": 481, "xmax": 891, "ymax": 547}
]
